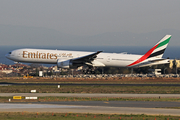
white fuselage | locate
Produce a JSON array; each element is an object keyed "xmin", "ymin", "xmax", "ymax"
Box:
[
  {"xmin": 6, "ymin": 48, "xmax": 142, "ymax": 67},
  {"xmin": 5, "ymin": 35, "xmax": 171, "ymax": 68}
]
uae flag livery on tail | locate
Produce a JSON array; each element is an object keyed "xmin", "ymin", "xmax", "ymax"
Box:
[{"xmin": 127, "ymin": 35, "xmax": 171, "ymax": 67}]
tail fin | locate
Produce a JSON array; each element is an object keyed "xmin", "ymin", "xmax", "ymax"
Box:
[
  {"xmin": 127, "ymin": 35, "xmax": 171, "ymax": 67},
  {"xmin": 147, "ymin": 35, "xmax": 171, "ymax": 59}
]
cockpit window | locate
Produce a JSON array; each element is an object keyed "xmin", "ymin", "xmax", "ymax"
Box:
[{"xmin": 8, "ymin": 52, "xmax": 12, "ymax": 54}]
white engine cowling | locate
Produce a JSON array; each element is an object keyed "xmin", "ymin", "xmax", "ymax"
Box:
[{"xmin": 57, "ymin": 59, "xmax": 73, "ymax": 69}]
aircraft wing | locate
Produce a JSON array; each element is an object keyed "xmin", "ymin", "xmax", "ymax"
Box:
[{"xmin": 72, "ymin": 51, "xmax": 103, "ymax": 64}]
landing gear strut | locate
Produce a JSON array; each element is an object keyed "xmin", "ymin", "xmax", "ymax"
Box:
[{"xmin": 82, "ymin": 67, "xmax": 95, "ymax": 74}]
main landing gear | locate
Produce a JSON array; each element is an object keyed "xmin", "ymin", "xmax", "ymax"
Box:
[{"xmin": 82, "ymin": 66, "xmax": 95, "ymax": 74}]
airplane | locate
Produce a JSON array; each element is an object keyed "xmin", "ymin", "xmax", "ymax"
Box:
[{"xmin": 6, "ymin": 35, "xmax": 171, "ymax": 73}]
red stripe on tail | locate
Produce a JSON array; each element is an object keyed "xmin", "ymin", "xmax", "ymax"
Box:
[{"xmin": 127, "ymin": 44, "xmax": 159, "ymax": 67}]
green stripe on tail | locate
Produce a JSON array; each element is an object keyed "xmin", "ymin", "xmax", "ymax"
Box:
[{"xmin": 156, "ymin": 36, "xmax": 171, "ymax": 49}]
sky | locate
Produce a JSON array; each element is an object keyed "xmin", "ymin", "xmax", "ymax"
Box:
[{"xmin": 0, "ymin": 0, "xmax": 180, "ymax": 46}]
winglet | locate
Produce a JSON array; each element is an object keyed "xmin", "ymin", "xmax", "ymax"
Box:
[{"xmin": 97, "ymin": 51, "xmax": 103, "ymax": 54}]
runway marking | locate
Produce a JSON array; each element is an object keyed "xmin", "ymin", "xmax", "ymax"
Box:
[{"xmin": 104, "ymin": 102, "xmax": 109, "ymax": 104}]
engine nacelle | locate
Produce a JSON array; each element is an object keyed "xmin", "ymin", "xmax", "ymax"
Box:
[{"xmin": 57, "ymin": 59, "xmax": 73, "ymax": 69}]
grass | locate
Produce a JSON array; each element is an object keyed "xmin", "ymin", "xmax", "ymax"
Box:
[
  {"xmin": 1, "ymin": 77, "xmax": 180, "ymax": 84},
  {"xmin": 0, "ymin": 112, "xmax": 180, "ymax": 120},
  {"xmin": 1, "ymin": 96, "xmax": 180, "ymax": 102},
  {"xmin": 0, "ymin": 85, "xmax": 180, "ymax": 94}
]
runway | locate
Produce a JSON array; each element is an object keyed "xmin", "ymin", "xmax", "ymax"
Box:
[
  {"xmin": 1, "ymin": 82, "xmax": 180, "ymax": 86},
  {"xmin": 8, "ymin": 101, "xmax": 180, "ymax": 108},
  {"xmin": 1, "ymin": 93, "xmax": 180, "ymax": 115},
  {"xmin": 1, "ymin": 90, "xmax": 180, "ymax": 116},
  {"xmin": 1, "ymin": 101, "xmax": 180, "ymax": 116}
]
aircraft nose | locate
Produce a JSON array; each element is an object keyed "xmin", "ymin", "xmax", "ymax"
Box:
[
  {"xmin": 5, "ymin": 52, "xmax": 12, "ymax": 59},
  {"xmin": 5, "ymin": 54, "xmax": 10, "ymax": 58}
]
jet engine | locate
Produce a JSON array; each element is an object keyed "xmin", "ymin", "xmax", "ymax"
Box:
[{"xmin": 57, "ymin": 59, "xmax": 73, "ymax": 69}]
